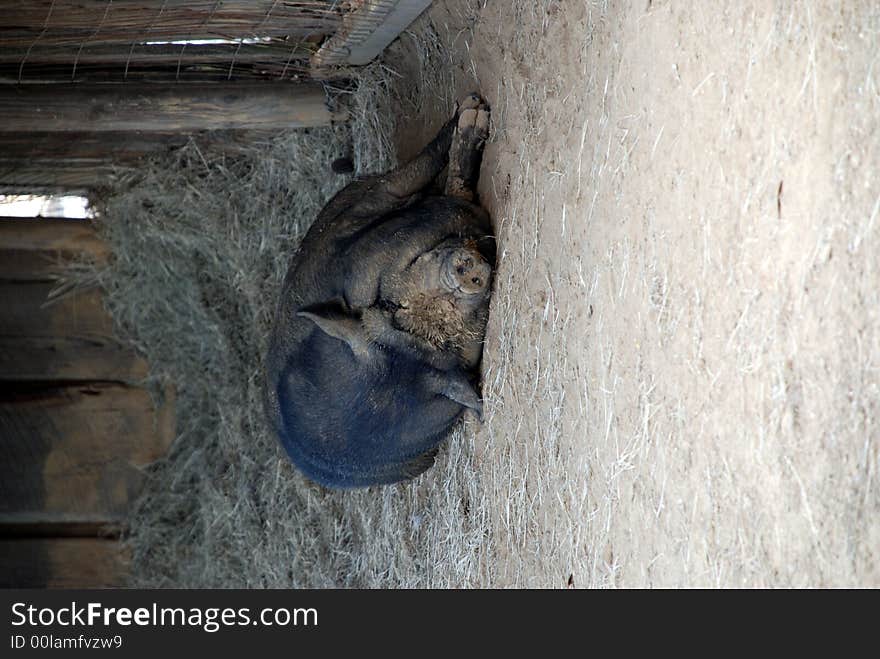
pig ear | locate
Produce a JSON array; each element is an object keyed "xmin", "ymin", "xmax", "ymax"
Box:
[
  {"xmin": 297, "ymin": 304, "xmax": 371, "ymax": 359},
  {"xmin": 425, "ymin": 370, "xmax": 484, "ymax": 421}
]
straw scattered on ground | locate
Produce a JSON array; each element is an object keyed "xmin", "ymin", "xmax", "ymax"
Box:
[
  {"xmin": 393, "ymin": 0, "xmax": 880, "ymax": 587},
  {"xmin": 79, "ymin": 0, "xmax": 879, "ymax": 588},
  {"xmin": 78, "ymin": 61, "xmax": 495, "ymax": 587}
]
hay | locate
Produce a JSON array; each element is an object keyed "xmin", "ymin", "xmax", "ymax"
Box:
[{"xmin": 73, "ymin": 61, "xmax": 495, "ymax": 588}]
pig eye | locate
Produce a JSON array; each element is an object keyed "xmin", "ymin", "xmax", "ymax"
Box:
[{"xmin": 472, "ymin": 277, "xmax": 481, "ymax": 286}]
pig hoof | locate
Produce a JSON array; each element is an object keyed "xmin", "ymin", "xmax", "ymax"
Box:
[
  {"xmin": 472, "ymin": 400, "xmax": 485, "ymax": 423},
  {"xmin": 456, "ymin": 93, "xmax": 490, "ymax": 136},
  {"xmin": 458, "ymin": 92, "xmax": 483, "ymax": 112},
  {"xmin": 458, "ymin": 108, "xmax": 490, "ymax": 142},
  {"xmin": 445, "ymin": 94, "xmax": 491, "ymax": 201}
]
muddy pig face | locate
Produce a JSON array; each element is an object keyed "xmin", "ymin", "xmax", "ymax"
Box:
[{"xmin": 441, "ymin": 246, "xmax": 492, "ymax": 299}]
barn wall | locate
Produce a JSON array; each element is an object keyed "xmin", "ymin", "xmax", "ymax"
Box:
[
  {"xmin": 0, "ymin": 219, "xmax": 174, "ymax": 587},
  {"xmin": 0, "ymin": 0, "xmax": 433, "ymax": 587},
  {"xmin": 0, "ymin": 1, "xmax": 338, "ymax": 587}
]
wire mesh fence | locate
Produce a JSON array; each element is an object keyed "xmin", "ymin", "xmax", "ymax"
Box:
[
  {"xmin": 1, "ymin": 1, "xmax": 430, "ymax": 83},
  {"xmin": 1, "ymin": 0, "xmax": 345, "ymax": 83},
  {"xmin": 0, "ymin": 0, "xmax": 430, "ymax": 194}
]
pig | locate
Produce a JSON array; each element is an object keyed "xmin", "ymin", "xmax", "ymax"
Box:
[{"xmin": 264, "ymin": 93, "xmax": 493, "ymax": 488}]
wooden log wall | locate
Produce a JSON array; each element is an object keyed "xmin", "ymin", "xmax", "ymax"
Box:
[
  {"xmin": 1, "ymin": 0, "xmax": 340, "ymax": 83},
  {"xmin": 0, "ymin": 82, "xmax": 343, "ymax": 133},
  {"xmin": 2, "ymin": 1, "xmax": 341, "ymax": 46},
  {"xmin": 0, "ymin": 1, "xmax": 349, "ymax": 588},
  {"xmin": 0, "ymin": 0, "xmax": 421, "ymax": 589},
  {"xmin": 0, "ymin": 82, "xmax": 345, "ymax": 194},
  {"xmin": 0, "ymin": 218, "xmax": 174, "ymax": 588},
  {"xmin": 0, "ymin": 0, "xmax": 345, "ymax": 194}
]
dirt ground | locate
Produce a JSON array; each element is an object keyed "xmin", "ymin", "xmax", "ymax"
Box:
[{"xmin": 384, "ymin": 0, "xmax": 879, "ymax": 586}]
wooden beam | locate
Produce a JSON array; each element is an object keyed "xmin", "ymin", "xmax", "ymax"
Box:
[
  {"xmin": 0, "ymin": 219, "xmax": 110, "ymax": 281},
  {"xmin": 0, "ymin": 82, "xmax": 345, "ymax": 133},
  {"xmin": 0, "ymin": 383, "xmax": 174, "ymax": 528},
  {"xmin": 0, "ymin": 130, "xmax": 279, "ymax": 164},
  {"xmin": 1, "ymin": 45, "xmax": 318, "ymax": 84},
  {"xmin": 312, "ymin": 0, "xmax": 432, "ymax": 73},
  {"xmin": 0, "ymin": 131, "xmax": 186, "ymax": 161},
  {"xmin": 2, "ymin": 0, "xmax": 340, "ymax": 46},
  {"xmin": 0, "ymin": 520, "xmax": 122, "ymax": 538},
  {"xmin": 0, "ymin": 281, "xmax": 149, "ymax": 381},
  {"xmin": 0, "ymin": 218, "xmax": 107, "ymax": 254},
  {"xmin": 0, "ymin": 250, "xmax": 72, "ymax": 281},
  {"xmin": 0, "ymin": 537, "xmax": 130, "ymax": 588},
  {"xmin": 0, "ymin": 158, "xmax": 119, "ymax": 192},
  {"xmin": 0, "ymin": 43, "xmax": 312, "ymax": 66}
]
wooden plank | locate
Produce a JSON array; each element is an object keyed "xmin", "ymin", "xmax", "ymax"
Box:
[
  {"xmin": 0, "ymin": 83, "xmax": 345, "ymax": 133},
  {"xmin": 3, "ymin": 43, "xmax": 314, "ymax": 84},
  {"xmin": 0, "ymin": 538, "xmax": 129, "ymax": 588},
  {"xmin": 0, "ymin": 183, "xmax": 92, "ymax": 195},
  {"xmin": 0, "ymin": 520, "xmax": 122, "ymax": 538},
  {"xmin": 312, "ymin": 0, "xmax": 432, "ymax": 72},
  {"xmin": 0, "ymin": 129, "xmax": 287, "ymax": 164},
  {"xmin": 0, "ymin": 282, "xmax": 148, "ymax": 381},
  {"xmin": 0, "ymin": 129, "xmax": 303, "ymax": 169},
  {"xmin": 0, "ymin": 218, "xmax": 109, "ymax": 256},
  {"xmin": 0, "ymin": 383, "xmax": 175, "ymax": 527},
  {"xmin": 0, "ymin": 249, "xmax": 69, "ymax": 282},
  {"xmin": 0, "ymin": 131, "xmax": 185, "ymax": 161},
  {"xmin": 0, "ymin": 219, "xmax": 109, "ymax": 281},
  {"xmin": 1, "ymin": 0, "xmax": 340, "ymax": 46},
  {"xmin": 0, "ymin": 158, "xmax": 120, "ymax": 192},
  {"xmin": 0, "ymin": 42, "xmax": 312, "ymax": 66}
]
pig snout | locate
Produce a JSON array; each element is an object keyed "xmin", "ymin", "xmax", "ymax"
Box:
[{"xmin": 443, "ymin": 248, "xmax": 492, "ymax": 298}]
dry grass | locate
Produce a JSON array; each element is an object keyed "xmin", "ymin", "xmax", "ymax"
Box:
[
  {"xmin": 74, "ymin": 0, "xmax": 879, "ymax": 588},
  {"xmin": 70, "ymin": 61, "xmax": 500, "ymax": 588},
  {"xmin": 399, "ymin": 0, "xmax": 879, "ymax": 587}
]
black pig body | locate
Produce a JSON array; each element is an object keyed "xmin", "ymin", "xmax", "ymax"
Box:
[{"xmin": 265, "ymin": 95, "xmax": 492, "ymax": 488}]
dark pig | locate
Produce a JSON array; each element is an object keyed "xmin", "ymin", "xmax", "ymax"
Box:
[{"xmin": 265, "ymin": 94, "xmax": 493, "ymax": 488}]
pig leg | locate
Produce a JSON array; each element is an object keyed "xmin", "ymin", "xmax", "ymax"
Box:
[
  {"xmin": 319, "ymin": 115, "xmax": 458, "ymax": 231},
  {"xmin": 380, "ymin": 118, "xmax": 457, "ymax": 199},
  {"xmin": 319, "ymin": 94, "xmax": 489, "ymax": 232},
  {"xmin": 444, "ymin": 95, "xmax": 490, "ymax": 201},
  {"xmin": 381, "ymin": 93, "xmax": 488, "ymax": 199}
]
